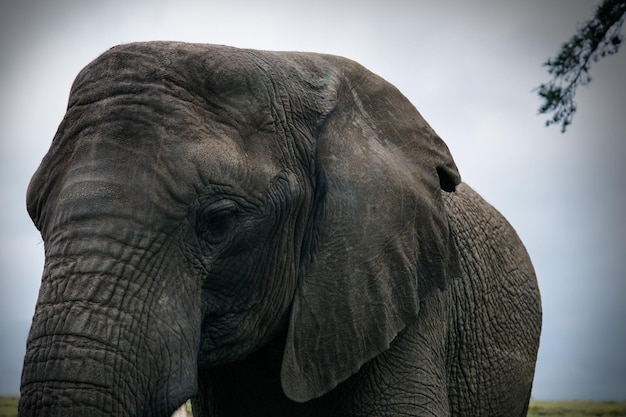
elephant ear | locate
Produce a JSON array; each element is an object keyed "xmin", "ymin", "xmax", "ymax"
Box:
[{"xmin": 281, "ymin": 56, "xmax": 462, "ymax": 402}]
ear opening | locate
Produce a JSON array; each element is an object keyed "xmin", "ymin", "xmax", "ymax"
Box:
[
  {"xmin": 437, "ymin": 165, "xmax": 460, "ymax": 192},
  {"xmin": 280, "ymin": 55, "xmax": 462, "ymax": 402}
]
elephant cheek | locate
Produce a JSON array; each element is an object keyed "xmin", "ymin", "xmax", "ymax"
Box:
[{"xmin": 195, "ymin": 241, "xmax": 300, "ymax": 366}]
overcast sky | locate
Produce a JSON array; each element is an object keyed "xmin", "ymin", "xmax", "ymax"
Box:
[{"xmin": 1, "ymin": 0, "xmax": 625, "ymax": 401}]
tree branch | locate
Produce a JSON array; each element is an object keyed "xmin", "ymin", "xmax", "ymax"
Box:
[{"xmin": 535, "ymin": 0, "xmax": 626, "ymax": 132}]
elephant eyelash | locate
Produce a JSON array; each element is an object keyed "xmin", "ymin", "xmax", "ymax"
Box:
[{"xmin": 196, "ymin": 201, "xmax": 241, "ymax": 244}]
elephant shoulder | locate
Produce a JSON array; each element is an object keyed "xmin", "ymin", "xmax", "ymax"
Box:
[
  {"xmin": 442, "ymin": 182, "xmax": 536, "ymax": 283},
  {"xmin": 442, "ymin": 185, "xmax": 541, "ymax": 415},
  {"xmin": 443, "ymin": 183, "xmax": 516, "ymax": 243}
]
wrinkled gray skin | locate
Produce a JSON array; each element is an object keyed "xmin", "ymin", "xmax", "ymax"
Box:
[{"xmin": 20, "ymin": 42, "xmax": 541, "ymax": 417}]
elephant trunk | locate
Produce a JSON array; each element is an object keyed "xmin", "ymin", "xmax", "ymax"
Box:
[{"xmin": 18, "ymin": 225, "xmax": 200, "ymax": 417}]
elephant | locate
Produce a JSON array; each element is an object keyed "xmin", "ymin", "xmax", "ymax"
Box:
[{"xmin": 19, "ymin": 41, "xmax": 541, "ymax": 417}]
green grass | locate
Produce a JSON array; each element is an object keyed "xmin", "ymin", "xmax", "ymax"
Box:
[
  {"xmin": 527, "ymin": 401, "xmax": 626, "ymax": 417},
  {"xmin": 2, "ymin": 397, "xmax": 625, "ymax": 416},
  {"xmin": 0, "ymin": 397, "xmax": 18, "ymax": 417}
]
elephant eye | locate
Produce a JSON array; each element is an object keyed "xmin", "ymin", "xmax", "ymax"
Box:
[{"xmin": 197, "ymin": 201, "xmax": 239, "ymax": 244}]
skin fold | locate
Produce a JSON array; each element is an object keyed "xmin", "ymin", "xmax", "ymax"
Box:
[{"xmin": 19, "ymin": 42, "xmax": 541, "ymax": 417}]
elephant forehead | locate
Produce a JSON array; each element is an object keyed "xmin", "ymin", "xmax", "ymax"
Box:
[
  {"xmin": 70, "ymin": 42, "xmax": 336, "ymax": 143},
  {"xmin": 57, "ymin": 45, "xmax": 292, "ymax": 186},
  {"xmin": 56, "ymin": 120, "xmax": 282, "ymax": 212},
  {"xmin": 182, "ymin": 133, "xmax": 284, "ymax": 195},
  {"xmin": 70, "ymin": 42, "xmax": 281, "ymax": 129},
  {"xmin": 43, "ymin": 135, "xmax": 282, "ymax": 241}
]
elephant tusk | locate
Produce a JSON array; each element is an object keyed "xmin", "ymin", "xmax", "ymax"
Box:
[{"xmin": 171, "ymin": 402, "xmax": 191, "ymax": 417}]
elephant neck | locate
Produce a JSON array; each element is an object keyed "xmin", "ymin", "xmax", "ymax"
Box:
[{"xmin": 195, "ymin": 332, "xmax": 338, "ymax": 416}]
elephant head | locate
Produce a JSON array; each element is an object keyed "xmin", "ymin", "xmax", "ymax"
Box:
[{"xmin": 20, "ymin": 42, "xmax": 461, "ymax": 416}]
